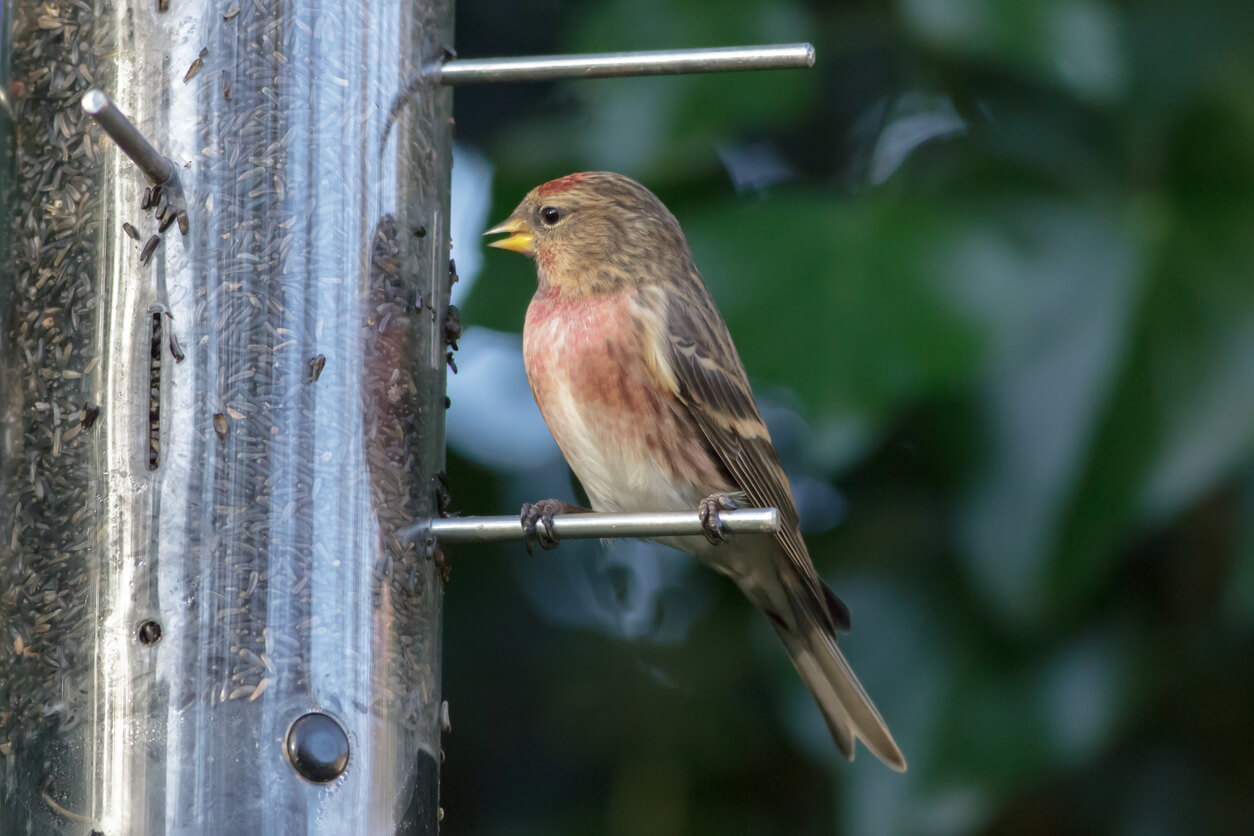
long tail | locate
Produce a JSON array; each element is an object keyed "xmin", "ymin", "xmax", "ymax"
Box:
[{"xmin": 772, "ymin": 611, "xmax": 907, "ymax": 771}]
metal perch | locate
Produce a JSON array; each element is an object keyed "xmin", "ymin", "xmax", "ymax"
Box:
[
  {"xmin": 80, "ymin": 89, "xmax": 180, "ymax": 187},
  {"xmin": 436, "ymin": 43, "xmax": 815, "ymax": 84},
  {"xmin": 410, "ymin": 508, "xmax": 781, "ymax": 545}
]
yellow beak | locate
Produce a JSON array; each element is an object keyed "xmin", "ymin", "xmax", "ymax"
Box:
[{"xmin": 484, "ymin": 216, "xmax": 536, "ymax": 256}]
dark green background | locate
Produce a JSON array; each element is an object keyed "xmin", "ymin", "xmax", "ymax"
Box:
[{"xmin": 440, "ymin": 1, "xmax": 1254, "ymax": 833}]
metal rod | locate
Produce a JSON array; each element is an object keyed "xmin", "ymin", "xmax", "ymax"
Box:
[
  {"xmin": 437, "ymin": 43, "xmax": 814, "ymax": 85},
  {"xmin": 80, "ymin": 89, "xmax": 179, "ymax": 187},
  {"xmin": 409, "ymin": 508, "xmax": 781, "ymax": 545}
]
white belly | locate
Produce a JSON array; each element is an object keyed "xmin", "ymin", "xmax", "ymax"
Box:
[{"xmin": 537, "ymin": 374, "xmax": 703, "ymax": 515}]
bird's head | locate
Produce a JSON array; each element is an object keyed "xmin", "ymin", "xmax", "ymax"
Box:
[{"xmin": 485, "ymin": 171, "xmax": 692, "ymax": 294}]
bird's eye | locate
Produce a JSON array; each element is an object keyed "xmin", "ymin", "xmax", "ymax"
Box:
[{"xmin": 540, "ymin": 206, "xmax": 561, "ymax": 226}]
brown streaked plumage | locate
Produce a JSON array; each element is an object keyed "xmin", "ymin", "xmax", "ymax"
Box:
[{"xmin": 487, "ymin": 171, "xmax": 906, "ymax": 771}]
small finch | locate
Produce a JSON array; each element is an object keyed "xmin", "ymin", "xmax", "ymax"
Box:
[{"xmin": 486, "ymin": 171, "xmax": 906, "ymax": 771}]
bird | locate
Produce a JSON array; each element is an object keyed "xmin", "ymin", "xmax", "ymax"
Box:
[{"xmin": 485, "ymin": 171, "xmax": 906, "ymax": 771}]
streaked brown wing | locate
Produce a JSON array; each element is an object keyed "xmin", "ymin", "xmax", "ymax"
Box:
[{"xmin": 662, "ymin": 284, "xmax": 832, "ymax": 623}]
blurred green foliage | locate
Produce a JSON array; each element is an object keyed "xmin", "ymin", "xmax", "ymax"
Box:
[{"xmin": 442, "ymin": 0, "xmax": 1254, "ymax": 833}]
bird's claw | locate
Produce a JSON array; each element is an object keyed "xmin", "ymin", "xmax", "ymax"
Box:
[
  {"xmin": 698, "ymin": 493, "xmax": 739, "ymax": 545},
  {"xmin": 520, "ymin": 499, "xmax": 564, "ymax": 555}
]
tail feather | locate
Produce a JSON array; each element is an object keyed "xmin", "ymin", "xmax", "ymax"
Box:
[{"xmin": 773, "ymin": 615, "xmax": 907, "ymax": 772}]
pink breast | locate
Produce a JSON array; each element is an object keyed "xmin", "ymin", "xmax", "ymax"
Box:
[
  {"xmin": 525, "ymin": 292, "xmax": 663, "ymax": 433},
  {"xmin": 523, "ymin": 289, "xmax": 728, "ymax": 494}
]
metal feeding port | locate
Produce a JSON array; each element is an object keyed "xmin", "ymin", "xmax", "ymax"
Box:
[{"xmin": 0, "ymin": 0, "xmax": 813, "ymax": 831}]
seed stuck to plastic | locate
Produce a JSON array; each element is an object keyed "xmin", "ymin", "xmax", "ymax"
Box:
[
  {"xmin": 139, "ymin": 234, "xmax": 161, "ymax": 264},
  {"xmin": 307, "ymin": 354, "xmax": 326, "ymax": 383}
]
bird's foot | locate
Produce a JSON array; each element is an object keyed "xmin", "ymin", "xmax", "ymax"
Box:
[
  {"xmin": 698, "ymin": 492, "xmax": 740, "ymax": 545},
  {"xmin": 520, "ymin": 499, "xmax": 585, "ymax": 555}
]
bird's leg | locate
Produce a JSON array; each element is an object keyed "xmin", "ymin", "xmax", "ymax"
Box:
[
  {"xmin": 698, "ymin": 492, "xmax": 741, "ymax": 545},
  {"xmin": 520, "ymin": 499, "xmax": 589, "ymax": 555}
]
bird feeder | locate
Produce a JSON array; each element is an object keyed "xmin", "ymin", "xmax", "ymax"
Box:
[{"xmin": 0, "ymin": 1, "xmax": 810, "ymax": 832}]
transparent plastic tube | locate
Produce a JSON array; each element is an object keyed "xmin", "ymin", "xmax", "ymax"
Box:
[{"xmin": 0, "ymin": 2, "xmax": 450, "ymax": 833}]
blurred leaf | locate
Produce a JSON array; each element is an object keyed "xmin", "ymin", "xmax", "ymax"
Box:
[
  {"xmin": 1049, "ymin": 96, "xmax": 1254, "ymax": 613},
  {"xmin": 571, "ymin": 0, "xmax": 813, "ymax": 50},
  {"xmin": 1123, "ymin": 0, "xmax": 1254, "ymax": 120},
  {"xmin": 897, "ymin": 0, "xmax": 1128, "ymax": 101},
  {"xmin": 1137, "ymin": 93, "xmax": 1254, "ymax": 518},
  {"xmin": 828, "ymin": 577, "xmax": 975, "ymax": 836},
  {"xmin": 684, "ymin": 192, "xmax": 983, "ymax": 423},
  {"xmin": 923, "ymin": 627, "xmax": 1131, "ymax": 811},
  {"xmin": 1222, "ymin": 470, "xmax": 1254, "ymax": 626},
  {"xmin": 487, "ymin": 0, "xmax": 817, "ymax": 180},
  {"xmin": 464, "ymin": 182, "xmax": 543, "ymax": 332},
  {"xmin": 936, "ymin": 665, "xmax": 1056, "ymax": 789},
  {"xmin": 955, "ymin": 198, "xmax": 1146, "ymax": 625}
]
